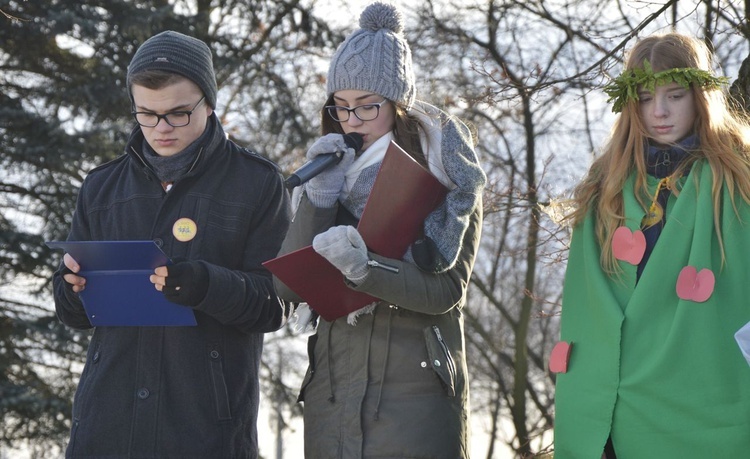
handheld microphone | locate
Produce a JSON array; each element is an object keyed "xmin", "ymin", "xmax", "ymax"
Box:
[{"xmin": 285, "ymin": 133, "xmax": 364, "ymax": 188}]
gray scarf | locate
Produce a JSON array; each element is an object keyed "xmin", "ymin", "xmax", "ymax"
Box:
[
  {"xmin": 142, "ymin": 120, "xmax": 213, "ymax": 182},
  {"xmin": 342, "ymin": 102, "xmax": 486, "ymax": 273}
]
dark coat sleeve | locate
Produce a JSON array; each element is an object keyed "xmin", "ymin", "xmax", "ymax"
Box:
[
  {"xmin": 53, "ymin": 182, "xmax": 94, "ymax": 330},
  {"xmin": 194, "ymin": 168, "xmax": 292, "ymax": 333}
]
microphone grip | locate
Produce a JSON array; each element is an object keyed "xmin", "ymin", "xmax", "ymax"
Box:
[{"xmin": 285, "ymin": 153, "xmax": 341, "ymax": 188}]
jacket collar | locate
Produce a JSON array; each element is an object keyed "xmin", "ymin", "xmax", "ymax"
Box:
[
  {"xmin": 645, "ymin": 134, "xmax": 699, "ymax": 179},
  {"xmin": 126, "ymin": 113, "xmax": 227, "ymax": 181}
]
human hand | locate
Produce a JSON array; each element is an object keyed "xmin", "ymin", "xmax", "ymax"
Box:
[
  {"xmin": 305, "ymin": 133, "xmax": 356, "ymax": 207},
  {"xmin": 150, "ymin": 260, "xmax": 209, "ymax": 308},
  {"xmin": 312, "ymin": 225, "xmax": 370, "ymax": 283},
  {"xmin": 62, "ymin": 253, "xmax": 86, "ymax": 293},
  {"xmin": 292, "ymin": 303, "xmax": 317, "ymax": 333}
]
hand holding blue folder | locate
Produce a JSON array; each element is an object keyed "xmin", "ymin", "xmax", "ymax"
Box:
[{"xmin": 47, "ymin": 240, "xmax": 197, "ymax": 326}]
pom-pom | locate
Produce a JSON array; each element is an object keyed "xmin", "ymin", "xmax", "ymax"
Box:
[{"xmin": 359, "ymin": 2, "xmax": 403, "ymax": 34}]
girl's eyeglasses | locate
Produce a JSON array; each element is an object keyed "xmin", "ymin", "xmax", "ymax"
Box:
[{"xmin": 325, "ymin": 100, "xmax": 388, "ymax": 122}]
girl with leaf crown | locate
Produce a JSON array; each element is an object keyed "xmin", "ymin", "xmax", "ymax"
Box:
[{"xmin": 553, "ymin": 33, "xmax": 750, "ymax": 458}]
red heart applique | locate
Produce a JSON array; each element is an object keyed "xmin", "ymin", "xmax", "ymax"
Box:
[
  {"xmin": 612, "ymin": 226, "xmax": 646, "ymax": 265},
  {"xmin": 549, "ymin": 341, "xmax": 573, "ymax": 374},
  {"xmin": 675, "ymin": 266, "xmax": 715, "ymax": 303}
]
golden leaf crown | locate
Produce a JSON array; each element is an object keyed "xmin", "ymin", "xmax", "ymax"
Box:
[{"xmin": 603, "ymin": 60, "xmax": 729, "ymax": 113}]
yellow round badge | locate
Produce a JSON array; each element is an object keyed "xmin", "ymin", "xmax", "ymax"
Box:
[{"xmin": 173, "ymin": 218, "xmax": 197, "ymax": 242}]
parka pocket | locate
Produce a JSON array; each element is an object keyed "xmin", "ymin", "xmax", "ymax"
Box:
[
  {"xmin": 423, "ymin": 325, "xmax": 457, "ymax": 397},
  {"xmin": 297, "ymin": 333, "xmax": 318, "ymax": 403},
  {"xmin": 68, "ymin": 417, "xmax": 80, "ymax": 456},
  {"xmin": 69, "ymin": 341, "xmax": 100, "ymax": 457},
  {"xmin": 207, "ymin": 344, "xmax": 232, "ymax": 421},
  {"xmin": 72, "ymin": 338, "xmax": 103, "ymax": 419}
]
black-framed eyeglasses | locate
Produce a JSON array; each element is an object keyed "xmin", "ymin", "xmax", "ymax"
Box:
[
  {"xmin": 325, "ymin": 100, "xmax": 388, "ymax": 122},
  {"xmin": 132, "ymin": 96, "xmax": 206, "ymax": 128}
]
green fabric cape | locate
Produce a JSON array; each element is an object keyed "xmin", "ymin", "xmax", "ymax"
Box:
[{"xmin": 554, "ymin": 161, "xmax": 750, "ymax": 458}]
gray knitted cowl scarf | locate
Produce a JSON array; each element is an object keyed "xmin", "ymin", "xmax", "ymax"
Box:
[
  {"xmin": 341, "ymin": 102, "xmax": 486, "ymax": 273},
  {"xmin": 141, "ymin": 118, "xmax": 215, "ymax": 183}
]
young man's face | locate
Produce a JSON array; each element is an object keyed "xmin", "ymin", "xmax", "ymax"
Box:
[{"xmin": 131, "ymin": 79, "xmax": 212, "ymax": 157}]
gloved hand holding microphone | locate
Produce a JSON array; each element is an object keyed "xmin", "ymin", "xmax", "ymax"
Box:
[{"xmin": 286, "ymin": 132, "xmax": 363, "ymax": 208}]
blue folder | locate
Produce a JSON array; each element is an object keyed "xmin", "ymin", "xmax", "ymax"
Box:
[{"xmin": 46, "ymin": 240, "xmax": 197, "ymax": 326}]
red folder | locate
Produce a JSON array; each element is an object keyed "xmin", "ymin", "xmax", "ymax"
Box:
[{"xmin": 264, "ymin": 141, "xmax": 448, "ymax": 321}]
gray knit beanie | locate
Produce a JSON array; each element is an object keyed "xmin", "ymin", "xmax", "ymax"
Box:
[
  {"xmin": 127, "ymin": 30, "xmax": 218, "ymax": 109},
  {"xmin": 327, "ymin": 2, "xmax": 416, "ymax": 109}
]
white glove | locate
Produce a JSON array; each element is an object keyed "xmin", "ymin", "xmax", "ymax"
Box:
[
  {"xmin": 305, "ymin": 133, "xmax": 356, "ymax": 208},
  {"xmin": 313, "ymin": 225, "xmax": 370, "ymax": 284},
  {"xmin": 292, "ymin": 303, "xmax": 316, "ymax": 333}
]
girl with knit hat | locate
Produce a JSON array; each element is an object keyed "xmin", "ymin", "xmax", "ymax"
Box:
[
  {"xmin": 553, "ymin": 33, "xmax": 750, "ymax": 458},
  {"xmin": 273, "ymin": 2, "xmax": 485, "ymax": 457}
]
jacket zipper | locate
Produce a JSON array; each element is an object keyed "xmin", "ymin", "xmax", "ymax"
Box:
[{"xmin": 433, "ymin": 325, "xmax": 456, "ymax": 377}]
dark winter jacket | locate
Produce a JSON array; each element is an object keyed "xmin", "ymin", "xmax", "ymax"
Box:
[
  {"xmin": 53, "ymin": 115, "xmax": 291, "ymax": 458},
  {"xmin": 275, "ymin": 193, "xmax": 482, "ymax": 459}
]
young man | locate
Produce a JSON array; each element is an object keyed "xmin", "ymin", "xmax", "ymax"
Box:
[{"xmin": 53, "ymin": 30, "xmax": 291, "ymax": 458}]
